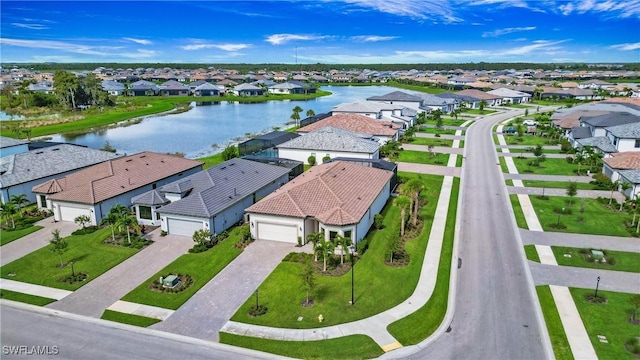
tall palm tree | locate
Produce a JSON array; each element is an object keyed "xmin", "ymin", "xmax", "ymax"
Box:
[
  {"xmin": 619, "ymin": 182, "xmax": 632, "ymax": 211},
  {"xmin": 10, "ymin": 194, "xmax": 30, "ymax": 212},
  {"xmin": 306, "ymin": 232, "xmax": 323, "ymax": 262},
  {"xmin": 394, "ymin": 195, "xmax": 411, "ymax": 237},
  {"xmin": 316, "ymin": 237, "xmax": 335, "ymax": 272},
  {"xmin": 334, "ymin": 234, "xmax": 352, "ymax": 265},
  {"xmin": 100, "ymin": 211, "xmax": 119, "ymax": 242},
  {"xmin": 0, "ymin": 203, "xmax": 18, "ymax": 229},
  {"xmin": 404, "ymin": 179, "xmax": 424, "ymax": 227}
]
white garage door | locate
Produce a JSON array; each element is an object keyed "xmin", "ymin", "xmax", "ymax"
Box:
[
  {"xmin": 59, "ymin": 204, "xmax": 92, "ymax": 223},
  {"xmin": 256, "ymin": 222, "xmax": 297, "ymax": 243},
  {"xmin": 167, "ymin": 218, "xmax": 202, "ymax": 237}
]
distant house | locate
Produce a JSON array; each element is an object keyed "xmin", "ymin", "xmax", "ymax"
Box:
[
  {"xmin": 194, "ymin": 82, "xmax": 223, "ymax": 97},
  {"xmin": 367, "ymin": 91, "xmax": 424, "ymax": 112},
  {"xmin": 276, "ymin": 126, "xmax": 381, "ymax": 165},
  {"xmin": 27, "ymin": 82, "xmax": 54, "ymax": 94},
  {"xmin": 416, "ymin": 93, "xmax": 458, "ymax": 113},
  {"xmin": 605, "ymin": 122, "xmax": 640, "ymax": 152},
  {"xmin": 159, "ymin": 80, "xmax": 189, "ymax": 96},
  {"xmin": 246, "ymin": 161, "xmax": 393, "ymax": 244},
  {"xmin": 602, "ymin": 152, "xmax": 640, "ymax": 198},
  {"xmin": 455, "ymin": 89, "xmax": 503, "ymax": 107},
  {"xmin": 233, "ymin": 83, "xmax": 265, "ymax": 96},
  {"xmin": 1, "ymin": 144, "xmax": 119, "ymax": 205},
  {"xmin": 487, "ymin": 88, "xmax": 532, "ymax": 104},
  {"xmin": 128, "ymin": 80, "xmax": 159, "ymax": 96},
  {"xmin": 297, "ymin": 113, "xmax": 400, "ymax": 144},
  {"xmin": 238, "ymin": 131, "xmax": 300, "ymax": 157},
  {"xmin": 332, "ymin": 100, "xmax": 415, "ymax": 128},
  {"xmin": 268, "ymin": 82, "xmax": 305, "ymax": 95},
  {"xmin": 33, "ymin": 152, "xmax": 202, "ymax": 225},
  {"xmin": 131, "ymin": 158, "xmax": 290, "ymax": 237},
  {"xmin": 101, "ymin": 80, "xmax": 125, "ymax": 96}
]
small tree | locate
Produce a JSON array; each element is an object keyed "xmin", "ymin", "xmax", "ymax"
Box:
[
  {"xmin": 619, "ymin": 182, "xmax": 632, "ymax": 211},
  {"xmin": 0, "ymin": 203, "xmax": 18, "ymax": 229},
  {"xmin": 221, "ymin": 145, "xmax": 238, "ymax": 161},
  {"xmin": 10, "ymin": 194, "xmax": 30, "ymax": 213},
  {"xmin": 193, "ymin": 229, "xmax": 212, "ymax": 245},
  {"xmin": 394, "ymin": 195, "xmax": 411, "ymax": 237},
  {"xmin": 479, "ymin": 100, "xmax": 487, "ymax": 114},
  {"xmin": 74, "ymin": 214, "xmax": 91, "ymax": 230},
  {"xmin": 305, "ymin": 109, "xmax": 315, "ymax": 118},
  {"xmin": 609, "ymin": 180, "xmax": 620, "ymax": 205},
  {"xmin": 306, "ymin": 232, "xmax": 323, "ymax": 262},
  {"xmin": 566, "ymin": 182, "xmax": 577, "ymax": 205},
  {"xmin": 300, "ymin": 257, "xmax": 316, "ymax": 306},
  {"xmin": 334, "ymin": 234, "xmax": 352, "ymax": 265},
  {"xmin": 630, "ymin": 294, "xmax": 640, "ymax": 323},
  {"xmin": 373, "ymin": 213, "xmax": 384, "ymax": 230},
  {"xmin": 307, "ymin": 155, "xmax": 316, "ymax": 166},
  {"xmin": 49, "ymin": 229, "xmax": 68, "ymax": 267},
  {"xmin": 316, "ymin": 237, "xmax": 335, "ymax": 272}
]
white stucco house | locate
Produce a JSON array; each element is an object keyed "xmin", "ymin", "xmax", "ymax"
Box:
[{"xmin": 246, "ymin": 161, "xmax": 393, "ymax": 245}]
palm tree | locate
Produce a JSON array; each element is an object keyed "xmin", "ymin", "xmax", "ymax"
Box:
[
  {"xmin": 306, "ymin": 232, "xmax": 323, "ymax": 262},
  {"xmin": 609, "ymin": 180, "xmax": 620, "ymax": 205},
  {"xmin": 394, "ymin": 195, "xmax": 411, "ymax": 237},
  {"xmin": 306, "ymin": 109, "xmax": 315, "ymax": 118},
  {"xmin": 100, "ymin": 211, "xmax": 119, "ymax": 242},
  {"xmin": 316, "ymin": 237, "xmax": 335, "ymax": 272},
  {"xmin": 0, "ymin": 203, "xmax": 18, "ymax": 229},
  {"xmin": 291, "ymin": 105, "xmax": 303, "ymax": 127},
  {"xmin": 10, "ymin": 194, "xmax": 30, "ymax": 214},
  {"xmin": 115, "ymin": 212, "xmax": 139, "ymax": 244},
  {"xmin": 334, "ymin": 234, "xmax": 352, "ymax": 265},
  {"xmin": 109, "ymin": 204, "xmax": 130, "ymax": 218},
  {"xmin": 574, "ymin": 151, "xmax": 585, "ymax": 175},
  {"xmin": 619, "ymin": 182, "xmax": 632, "ymax": 211},
  {"xmin": 404, "ymin": 179, "xmax": 424, "ymax": 227},
  {"xmin": 479, "ymin": 100, "xmax": 488, "ymax": 114}
]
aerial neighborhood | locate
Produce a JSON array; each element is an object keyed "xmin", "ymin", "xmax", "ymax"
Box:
[{"xmin": 1, "ymin": 63, "xmax": 639, "ymax": 359}]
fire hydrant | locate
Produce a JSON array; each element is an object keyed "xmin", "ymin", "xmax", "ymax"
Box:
[{"xmin": 317, "ymin": 314, "xmax": 324, "ymax": 323}]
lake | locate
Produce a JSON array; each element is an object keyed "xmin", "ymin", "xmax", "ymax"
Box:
[{"xmin": 46, "ymin": 86, "xmax": 408, "ymax": 158}]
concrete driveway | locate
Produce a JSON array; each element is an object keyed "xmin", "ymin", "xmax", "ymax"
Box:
[
  {"xmin": 47, "ymin": 229, "xmax": 193, "ymax": 318},
  {"xmin": 1, "ymin": 218, "xmax": 79, "ymax": 266},
  {"xmin": 152, "ymin": 240, "xmax": 303, "ymax": 342}
]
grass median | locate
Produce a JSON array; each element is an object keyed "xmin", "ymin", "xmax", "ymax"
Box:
[
  {"xmin": 535, "ymin": 286, "xmax": 573, "ymax": 360},
  {"xmin": 524, "ymin": 245, "xmax": 540, "ymax": 263},
  {"xmin": 510, "ymin": 194, "xmax": 529, "ymax": 229},
  {"xmin": 397, "ymin": 150, "xmax": 449, "ymax": 166},
  {"xmin": 0, "ymin": 289, "xmax": 56, "ymax": 306},
  {"xmin": 552, "ymin": 246, "xmax": 640, "ymax": 273}
]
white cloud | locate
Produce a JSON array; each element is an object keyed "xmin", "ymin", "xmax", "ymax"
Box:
[
  {"xmin": 500, "ymin": 40, "xmax": 567, "ymax": 55},
  {"xmin": 350, "ymin": 35, "xmax": 398, "ymax": 42},
  {"xmin": 610, "ymin": 42, "xmax": 640, "ymax": 51},
  {"xmin": 0, "ymin": 38, "xmax": 112, "ymax": 56},
  {"xmin": 12, "ymin": 23, "xmax": 48, "ymax": 30},
  {"xmin": 265, "ymin": 34, "xmax": 330, "ymax": 45},
  {"xmin": 123, "ymin": 37, "xmax": 153, "ymax": 45},
  {"xmin": 335, "ymin": 0, "xmax": 462, "ymax": 22},
  {"xmin": 181, "ymin": 43, "xmax": 250, "ymax": 51},
  {"xmin": 556, "ymin": 0, "xmax": 640, "ymax": 17},
  {"xmin": 482, "ymin": 26, "xmax": 536, "ymax": 37}
]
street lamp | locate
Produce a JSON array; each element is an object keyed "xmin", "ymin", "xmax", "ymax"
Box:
[
  {"xmin": 70, "ymin": 261, "xmax": 75, "ymax": 277},
  {"xmin": 348, "ymin": 245, "xmax": 356, "ymax": 305},
  {"xmin": 255, "ymin": 289, "xmax": 259, "ymax": 309},
  {"xmin": 595, "ymin": 276, "xmax": 601, "ymax": 299}
]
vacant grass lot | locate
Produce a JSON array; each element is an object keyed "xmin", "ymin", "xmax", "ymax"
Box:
[
  {"xmin": 230, "ymin": 173, "xmax": 443, "ymax": 328},
  {"xmin": 552, "ymin": 246, "xmax": 640, "ymax": 273},
  {"xmin": 397, "ymin": 150, "xmax": 450, "ymax": 165},
  {"xmin": 529, "ymin": 196, "xmax": 630, "ymax": 237},
  {"xmin": 0, "ymin": 225, "xmax": 43, "ymax": 246},
  {"xmin": 571, "ymin": 288, "xmax": 640, "ymax": 360},
  {"xmin": 220, "ymin": 333, "xmax": 383, "ymax": 360},
  {"xmin": 0, "ymin": 228, "xmax": 139, "ymax": 290},
  {"xmin": 0, "ymin": 289, "xmax": 56, "ymax": 306},
  {"xmin": 522, "ymin": 180, "xmax": 597, "ymax": 190},
  {"xmin": 510, "ymin": 194, "xmax": 529, "ymax": 229},
  {"xmin": 512, "ymin": 157, "xmax": 580, "ymax": 176},
  {"xmin": 536, "ymin": 286, "xmax": 573, "ymax": 360},
  {"xmin": 405, "ymin": 137, "xmax": 454, "ymax": 147},
  {"xmin": 121, "ymin": 226, "xmax": 244, "ymax": 309},
  {"xmin": 101, "ymin": 310, "xmax": 161, "ymax": 327}
]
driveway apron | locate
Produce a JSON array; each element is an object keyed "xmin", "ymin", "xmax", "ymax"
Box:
[
  {"xmin": 151, "ymin": 240, "xmax": 298, "ymax": 342},
  {"xmin": 1, "ymin": 219, "xmax": 79, "ymax": 266},
  {"xmin": 46, "ymin": 230, "xmax": 193, "ymax": 318}
]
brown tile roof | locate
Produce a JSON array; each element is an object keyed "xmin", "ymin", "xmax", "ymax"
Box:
[
  {"xmin": 298, "ymin": 113, "xmax": 400, "ymax": 137},
  {"xmin": 33, "ymin": 152, "xmax": 202, "ymax": 204},
  {"xmin": 603, "ymin": 152, "xmax": 640, "ymax": 170},
  {"xmin": 456, "ymin": 89, "xmax": 502, "ymax": 100},
  {"xmin": 602, "ymin": 97, "xmax": 640, "ymax": 106},
  {"xmin": 247, "ymin": 161, "xmax": 392, "ymax": 226},
  {"xmin": 552, "ymin": 110, "xmax": 610, "ymax": 129}
]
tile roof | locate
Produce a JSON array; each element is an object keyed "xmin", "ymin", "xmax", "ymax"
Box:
[
  {"xmin": 366, "ymin": 91, "xmax": 423, "ymax": 102},
  {"xmin": 570, "ymin": 126, "xmax": 592, "ymax": 139},
  {"xmin": 575, "ymin": 137, "xmax": 618, "ymax": 153},
  {"xmin": 32, "ymin": 152, "xmax": 202, "ymax": 204},
  {"xmin": 554, "ymin": 102, "xmax": 640, "ymax": 117},
  {"xmin": 552, "ymin": 110, "xmax": 610, "ymax": 128},
  {"xmin": 140, "ymin": 158, "xmax": 290, "ymax": 218},
  {"xmin": 606, "ymin": 122, "xmax": 640, "ymax": 139},
  {"xmin": 455, "ymin": 89, "xmax": 502, "ymax": 100},
  {"xmin": 1, "ymin": 144, "xmax": 120, "ymax": 188},
  {"xmin": 581, "ymin": 112, "xmax": 640, "ymax": 127},
  {"xmin": 131, "ymin": 189, "xmax": 169, "ymax": 206},
  {"xmin": 298, "ymin": 113, "xmax": 400, "ymax": 137},
  {"xmin": 246, "ymin": 161, "xmax": 393, "ymax": 226},
  {"xmin": 277, "ymin": 126, "xmax": 381, "ymax": 153},
  {"xmin": 619, "ymin": 169, "xmax": 640, "ymax": 184},
  {"xmin": 487, "ymin": 88, "xmax": 532, "ymax": 98},
  {"xmin": 603, "ymin": 152, "xmax": 640, "ymax": 170},
  {"xmin": 332, "ymin": 100, "xmax": 400, "ymax": 113}
]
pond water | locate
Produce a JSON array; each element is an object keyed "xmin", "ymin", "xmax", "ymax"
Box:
[
  {"xmin": 47, "ymin": 86, "xmax": 409, "ymax": 158},
  {"xmin": 0, "ymin": 111, "xmax": 25, "ymax": 121}
]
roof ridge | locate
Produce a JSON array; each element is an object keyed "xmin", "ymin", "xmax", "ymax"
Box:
[
  {"xmin": 285, "ymin": 191, "xmax": 306, "ymax": 218},
  {"xmin": 317, "ymin": 163, "xmax": 343, "ymax": 206},
  {"xmin": 197, "ymin": 192, "xmax": 211, "ymax": 217}
]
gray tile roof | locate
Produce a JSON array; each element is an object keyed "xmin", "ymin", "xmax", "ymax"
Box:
[
  {"xmin": 487, "ymin": 88, "xmax": 532, "ymax": 98},
  {"xmin": 0, "ymin": 144, "xmax": 120, "ymax": 188},
  {"xmin": 332, "ymin": 100, "xmax": 400, "ymax": 113},
  {"xmin": 581, "ymin": 112, "xmax": 640, "ymax": 128},
  {"xmin": 101, "ymin": 80, "xmax": 124, "ymax": 91},
  {"xmin": 570, "ymin": 126, "xmax": 592, "ymax": 139},
  {"xmin": 129, "ymin": 80, "xmax": 159, "ymax": 90},
  {"xmin": 141, "ymin": 158, "xmax": 290, "ymax": 218},
  {"xmin": 162, "ymin": 179, "xmax": 194, "ymax": 194},
  {"xmin": 0, "ymin": 136, "xmax": 29, "ymax": 149},
  {"xmin": 619, "ymin": 169, "xmax": 640, "ymax": 184},
  {"xmin": 277, "ymin": 126, "xmax": 381, "ymax": 153},
  {"xmin": 367, "ymin": 91, "xmax": 423, "ymax": 102},
  {"xmin": 555, "ymin": 103, "xmax": 640, "ymax": 117},
  {"xmin": 575, "ymin": 137, "xmax": 618, "ymax": 153},
  {"xmin": 606, "ymin": 122, "xmax": 640, "ymax": 139},
  {"xmin": 131, "ymin": 189, "xmax": 169, "ymax": 206},
  {"xmin": 416, "ymin": 93, "xmax": 457, "ymax": 106}
]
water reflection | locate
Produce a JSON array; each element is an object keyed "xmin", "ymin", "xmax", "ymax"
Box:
[{"xmin": 47, "ymin": 86, "xmax": 408, "ymax": 158}]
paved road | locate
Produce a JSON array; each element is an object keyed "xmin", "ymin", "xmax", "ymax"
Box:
[
  {"xmin": 507, "ymin": 186, "xmax": 625, "ymax": 201},
  {"xmin": 152, "ymin": 240, "xmax": 301, "ymax": 342},
  {"xmin": 520, "ymin": 230, "xmax": 640, "ymax": 252},
  {"xmin": 47, "ymin": 229, "xmax": 193, "ymax": 318},
  {"xmin": 530, "ymin": 262, "xmax": 640, "ymax": 293},
  {"xmin": 416, "ymin": 108, "xmax": 550, "ymax": 359},
  {"xmin": 1, "ymin": 301, "xmax": 286, "ymax": 360},
  {"xmin": 1, "ymin": 219, "xmax": 78, "ymax": 266}
]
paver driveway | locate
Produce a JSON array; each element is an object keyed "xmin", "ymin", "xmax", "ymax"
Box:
[{"xmin": 1, "ymin": 218, "xmax": 79, "ymax": 266}]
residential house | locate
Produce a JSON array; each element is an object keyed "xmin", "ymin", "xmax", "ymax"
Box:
[
  {"xmin": 128, "ymin": 80, "xmax": 159, "ymax": 96},
  {"xmin": 366, "ymin": 91, "xmax": 424, "ymax": 112},
  {"xmin": 602, "ymin": 152, "xmax": 640, "ymax": 198},
  {"xmin": 1, "ymin": 144, "xmax": 119, "ymax": 205},
  {"xmin": 332, "ymin": 100, "xmax": 415, "ymax": 128},
  {"xmin": 268, "ymin": 82, "xmax": 305, "ymax": 95},
  {"xmin": 276, "ymin": 126, "xmax": 381, "ymax": 165},
  {"xmin": 238, "ymin": 131, "xmax": 300, "ymax": 157},
  {"xmin": 487, "ymin": 88, "xmax": 532, "ymax": 104},
  {"xmin": 246, "ymin": 161, "xmax": 393, "ymax": 245},
  {"xmin": 233, "ymin": 83, "xmax": 265, "ymax": 96},
  {"xmin": 101, "ymin": 80, "xmax": 125, "ymax": 96},
  {"xmin": 159, "ymin": 80, "xmax": 190, "ymax": 96},
  {"xmin": 417, "ymin": 93, "xmax": 458, "ymax": 113},
  {"xmin": 32, "ymin": 152, "xmax": 202, "ymax": 225},
  {"xmin": 194, "ymin": 82, "xmax": 223, "ymax": 97},
  {"xmin": 436, "ymin": 92, "xmax": 480, "ymax": 109},
  {"xmin": 131, "ymin": 158, "xmax": 290, "ymax": 237},
  {"xmin": 455, "ymin": 89, "xmax": 503, "ymax": 107},
  {"xmin": 605, "ymin": 122, "xmax": 640, "ymax": 152},
  {"xmin": 297, "ymin": 113, "xmax": 400, "ymax": 144}
]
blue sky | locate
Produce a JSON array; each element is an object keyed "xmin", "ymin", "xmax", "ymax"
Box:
[{"xmin": 1, "ymin": 0, "xmax": 638, "ymax": 64}]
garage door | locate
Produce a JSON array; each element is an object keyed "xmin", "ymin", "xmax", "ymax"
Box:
[
  {"xmin": 59, "ymin": 204, "xmax": 92, "ymax": 223},
  {"xmin": 256, "ymin": 222, "xmax": 297, "ymax": 243},
  {"xmin": 167, "ymin": 218, "xmax": 202, "ymax": 237}
]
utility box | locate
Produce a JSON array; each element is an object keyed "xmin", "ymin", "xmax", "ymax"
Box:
[
  {"xmin": 591, "ymin": 250, "xmax": 605, "ymax": 262},
  {"xmin": 163, "ymin": 275, "xmax": 180, "ymax": 288}
]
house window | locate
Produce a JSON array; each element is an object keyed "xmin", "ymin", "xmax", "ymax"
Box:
[
  {"xmin": 152, "ymin": 183, "xmax": 157, "ymax": 189},
  {"xmin": 329, "ymin": 231, "xmax": 338, "ymax": 241},
  {"xmin": 344, "ymin": 230, "xmax": 352, "ymax": 239},
  {"xmin": 635, "ymin": 139, "xmax": 640, "ymax": 148},
  {"xmin": 139, "ymin": 206, "xmax": 152, "ymax": 220},
  {"xmin": 40, "ymin": 195, "xmax": 47, "ymax": 208}
]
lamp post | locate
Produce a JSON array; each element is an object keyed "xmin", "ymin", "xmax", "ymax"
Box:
[
  {"xmin": 255, "ymin": 289, "xmax": 259, "ymax": 309},
  {"xmin": 70, "ymin": 261, "xmax": 75, "ymax": 277},
  {"xmin": 349, "ymin": 245, "xmax": 356, "ymax": 305},
  {"xmin": 595, "ymin": 276, "xmax": 601, "ymax": 299}
]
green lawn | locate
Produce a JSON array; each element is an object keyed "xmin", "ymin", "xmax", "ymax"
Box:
[
  {"xmin": 571, "ymin": 288, "xmax": 640, "ymax": 360},
  {"xmin": 387, "ymin": 177, "xmax": 459, "ymax": 344},
  {"xmin": 100, "ymin": 310, "xmax": 161, "ymax": 327},
  {"xmin": 0, "ymin": 289, "xmax": 56, "ymax": 306},
  {"xmin": 522, "ymin": 180, "xmax": 597, "ymax": 191},
  {"xmin": 0, "ymin": 225, "xmax": 43, "ymax": 246},
  {"xmin": 499, "ymin": 156, "xmax": 509, "ymax": 173},
  {"xmin": 462, "ymin": 108, "xmax": 496, "ymax": 115},
  {"xmin": 524, "ymin": 245, "xmax": 540, "ymax": 263},
  {"xmin": 121, "ymin": 226, "xmax": 244, "ymax": 309},
  {"xmin": 505, "ymin": 179, "xmax": 514, "ymax": 186},
  {"xmin": 220, "ymin": 333, "xmax": 383, "ymax": 360},
  {"xmin": 504, "ymin": 135, "xmax": 558, "ymax": 147},
  {"xmin": 0, "ymin": 228, "xmax": 139, "ymax": 290},
  {"xmin": 552, "ymin": 246, "xmax": 640, "ymax": 273},
  {"xmin": 529, "ymin": 196, "xmax": 631, "ymax": 237},
  {"xmin": 405, "ymin": 137, "xmax": 454, "ymax": 147},
  {"xmin": 196, "ymin": 152, "xmax": 225, "ymax": 169},
  {"xmin": 396, "ymin": 150, "xmax": 450, "ymax": 166},
  {"xmin": 493, "ymin": 134, "xmax": 500, "ymax": 145},
  {"xmin": 230, "ymin": 173, "xmax": 443, "ymax": 328},
  {"xmin": 536, "ymin": 286, "xmax": 573, "ymax": 360},
  {"xmin": 420, "ymin": 127, "xmax": 458, "ymax": 136},
  {"xmin": 512, "ymin": 157, "xmax": 580, "ymax": 176},
  {"xmin": 510, "ymin": 194, "xmax": 529, "ymax": 229}
]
